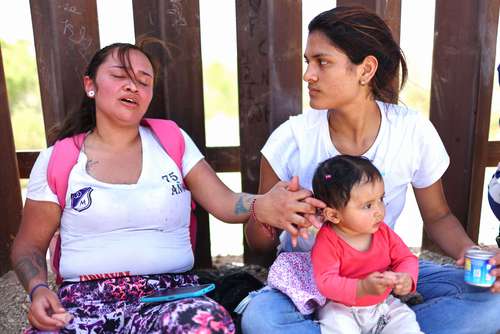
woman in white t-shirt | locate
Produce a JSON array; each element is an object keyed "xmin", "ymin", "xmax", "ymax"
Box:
[
  {"xmin": 242, "ymin": 6, "xmax": 500, "ymax": 334},
  {"xmin": 11, "ymin": 41, "xmax": 316, "ymax": 334}
]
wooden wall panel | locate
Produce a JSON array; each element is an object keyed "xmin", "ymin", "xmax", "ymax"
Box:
[
  {"xmin": 236, "ymin": 0, "xmax": 302, "ymax": 267},
  {"xmin": 336, "ymin": 0, "xmax": 401, "ymax": 41},
  {"xmin": 30, "ymin": 0, "xmax": 100, "ymax": 138},
  {"xmin": 337, "ymin": 0, "xmax": 402, "ymax": 101},
  {"xmin": 132, "ymin": 0, "xmax": 206, "ymax": 142},
  {"xmin": 132, "ymin": 0, "xmax": 211, "ymax": 268},
  {"xmin": 18, "ymin": 147, "xmax": 240, "ymax": 179},
  {"xmin": 488, "ymin": 142, "xmax": 500, "ymax": 167},
  {"xmin": 0, "ymin": 45, "xmax": 23, "ymax": 275},
  {"xmin": 424, "ymin": 0, "xmax": 500, "ymax": 248},
  {"xmin": 465, "ymin": 0, "xmax": 499, "ymax": 242}
]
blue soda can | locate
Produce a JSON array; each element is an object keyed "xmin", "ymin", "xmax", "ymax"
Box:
[{"xmin": 464, "ymin": 248, "xmax": 496, "ymax": 287}]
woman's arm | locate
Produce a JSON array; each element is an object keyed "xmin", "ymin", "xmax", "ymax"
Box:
[
  {"xmin": 185, "ymin": 159, "xmax": 254, "ymax": 222},
  {"xmin": 415, "ymin": 179, "xmax": 500, "ymax": 293},
  {"xmin": 11, "ymin": 199, "xmax": 67, "ymax": 330},
  {"xmin": 413, "ymin": 179, "xmax": 475, "ymax": 260},
  {"xmin": 244, "ymin": 157, "xmax": 282, "ymax": 251},
  {"xmin": 186, "ymin": 158, "xmax": 320, "ymax": 251},
  {"xmin": 11, "ymin": 199, "xmax": 59, "ymax": 291}
]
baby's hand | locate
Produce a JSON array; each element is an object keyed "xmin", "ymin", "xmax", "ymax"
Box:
[
  {"xmin": 391, "ymin": 272, "xmax": 413, "ymax": 296},
  {"xmin": 359, "ymin": 272, "xmax": 394, "ymax": 297},
  {"xmin": 381, "ymin": 271, "xmax": 398, "ymax": 285}
]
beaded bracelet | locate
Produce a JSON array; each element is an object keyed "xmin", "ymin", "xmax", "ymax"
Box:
[
  {"xmin": 29, "ymin": 283, "xmax": 49, "ymax": 302},
  {"xmin": 250, "ymin": 198, "xmax": 276, "ymax": 239}
]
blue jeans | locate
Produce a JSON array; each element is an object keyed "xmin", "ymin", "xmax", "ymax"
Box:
[
  {"xmin": 241, "ymin": 260, "xmax": 500, "ymax": 334},
  {"xmin": 413, "ymin": 260, "xmax": 500, "ymax": 333}
]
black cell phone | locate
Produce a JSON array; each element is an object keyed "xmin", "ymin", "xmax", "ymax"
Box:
[{"xmin": 140, "ymin": 283, "xmax": 215, "ymax": 303}]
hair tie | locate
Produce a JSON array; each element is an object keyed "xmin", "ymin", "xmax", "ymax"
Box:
[{"xmin": 325, "ymin": 174, "xmax": 332, "ymax": 180}]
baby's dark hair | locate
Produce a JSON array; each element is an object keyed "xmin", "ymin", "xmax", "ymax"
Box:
[{"xmin": 312, "ymin": 155, "xmax": 383, "ymax": 209}]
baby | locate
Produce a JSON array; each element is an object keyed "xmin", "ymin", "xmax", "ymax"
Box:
[{"xmin": 311, "ymin": 155, "xmax": 422, "ymax": 334}]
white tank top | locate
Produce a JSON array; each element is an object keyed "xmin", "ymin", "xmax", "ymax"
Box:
[{"xmin": 27, "ymin": 126, "xmax": 204, "ymax": 281}]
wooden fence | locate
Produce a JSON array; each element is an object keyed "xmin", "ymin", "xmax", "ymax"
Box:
[{"xmin": 0, "ymin": 0, "xmax": 499, "ymax": 275}]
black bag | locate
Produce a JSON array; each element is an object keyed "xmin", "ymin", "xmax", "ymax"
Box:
[{"xmin": 196, "ymin": 271, "xmax": 264, "ymax": 333}]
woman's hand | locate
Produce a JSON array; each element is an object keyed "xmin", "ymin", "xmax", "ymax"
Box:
[
  {"xmin": 488, "ymin": 248, "xmax": 500, "ymax": 293},
  {"xmin": 456, "ymin": 246, "xmax": 500, "ymax": 294},
  {"xmin": 255, "ymin": 176, "xmax": 326, "ymax": 246},
  {"xmin": 29, "ymin": 287, "xmax": 70, "ymax": 330},
  {"xmin": 245, "ymin": 157, "xmax": 325, "ymax": 251}
]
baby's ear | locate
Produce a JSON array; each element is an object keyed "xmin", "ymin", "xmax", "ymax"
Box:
[{"xmin": 323, "ymin": 207, "xmax": 341, "ymax": 224}]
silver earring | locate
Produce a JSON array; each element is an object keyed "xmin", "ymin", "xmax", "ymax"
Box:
[{"xmin": 87, "ymin": 90, "xmax": 95, "ymax": 97}]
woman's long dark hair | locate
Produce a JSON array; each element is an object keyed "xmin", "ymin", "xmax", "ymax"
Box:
[
  {"xmin": 308, "ymin": 6, "xmax": 407, "ymax": 103},
  {"xmin": 49, "ymin": 39, "xmax": 159, "ymax": 144}
]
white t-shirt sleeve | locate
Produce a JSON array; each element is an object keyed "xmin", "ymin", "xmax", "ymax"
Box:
[
  {"xmin": 411, "ymin": 115, "xmax": 450, "ymax": 188},
  {"xmin": 180, "ymin": 129, "xmax": 204, "ymax": 177},
  {"xmin": 261, "ymin": 120, "xmax": 299, "ymax": 182},
  {"xmin": 26, "ymin": 146, "xmax": 59, "ymax": 203}
]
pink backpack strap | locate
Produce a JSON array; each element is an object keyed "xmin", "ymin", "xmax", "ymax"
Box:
[
  {"xmin": 142, "ymin": 118, "xmax": 197, "ymax": 249},
  {"xmin": 47, "ymin": 133, "xmax": 85, "ymax": 285},
  {"xmin": 142, "ymin": 118, "xmax": 184, "ymax": 171},
  {"xmin": 47, "ymin": 134, "xmax": 86, "ymax": 209}
]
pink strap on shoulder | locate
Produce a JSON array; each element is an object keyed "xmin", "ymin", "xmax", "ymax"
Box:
[
  {"xmin": 142, "ymin": 118, "xmax": 196, "ymax": 248},
  {"xmin": 141, "ymin": 118, "xmax": 185, "ymax": 172},
  {"xmin": 47, "ymin": 133, "xmax": 85, "ymax": 285},
  {"xmin": 47, "ymin": 134, "xmax": 86, "ymax": 209}
]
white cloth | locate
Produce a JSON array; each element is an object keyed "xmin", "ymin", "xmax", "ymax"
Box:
[
  {"xmin": 318, "ymin": 295, "xmax": 423, "ymax": 334},
  {"xmin": 27, "ymin": 126, "xmax": 204, "ymax": 281},
  {"xmin": 262, "ymin": 101, "xmax": 449, "ymax": 252}
]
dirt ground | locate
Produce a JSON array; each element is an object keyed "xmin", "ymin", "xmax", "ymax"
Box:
[{"xmin": 0, "ymin": 251, "xmax": 454, "ymax": 334}]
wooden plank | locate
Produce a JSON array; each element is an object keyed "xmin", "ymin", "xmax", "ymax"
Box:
[
  {"xmin": 30, "ymin": 0, "xmax": 100, "ymax": 139},
  {"xmin": 337, "ymin": 0, "xmax": 402, "ymax": 101},
  {"xmin": 132, "ymin": 0, "xmax": 211, "ymax": 268},
  {"xmin": 16, "ymin": 151, "xmax": 40, "ymax": 179},
  {"xmin": 18, "ymin": 147, "xmax": 240, "ymax": 179},
  {"xmin": 132, "ymin": 0, "xmax": 206, "ymax": 142},
  {"xmin": 336, "ymin": 0, "xmax": 401, "ymax": 41},
  {"xmin": 236, "ymin": 0, "xmax": 302, "ymax": 267},
  {"xmin": 0, "ymin": 45, "xmax": 23, "ymax": 275},
  {"xmin": 205, "ymin": 147, "xmax": 240, "ymax": 173},
  {"xmin": 467, "ymin": 0, "xmax": 499, "ymax": 242},
  {"xmin": 487, "ymin": 142, "xmax": 500, "ymax": 167},
  {"xmin": 423, "ymin": 0, "xmax": 500, "ymax": 249}
]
